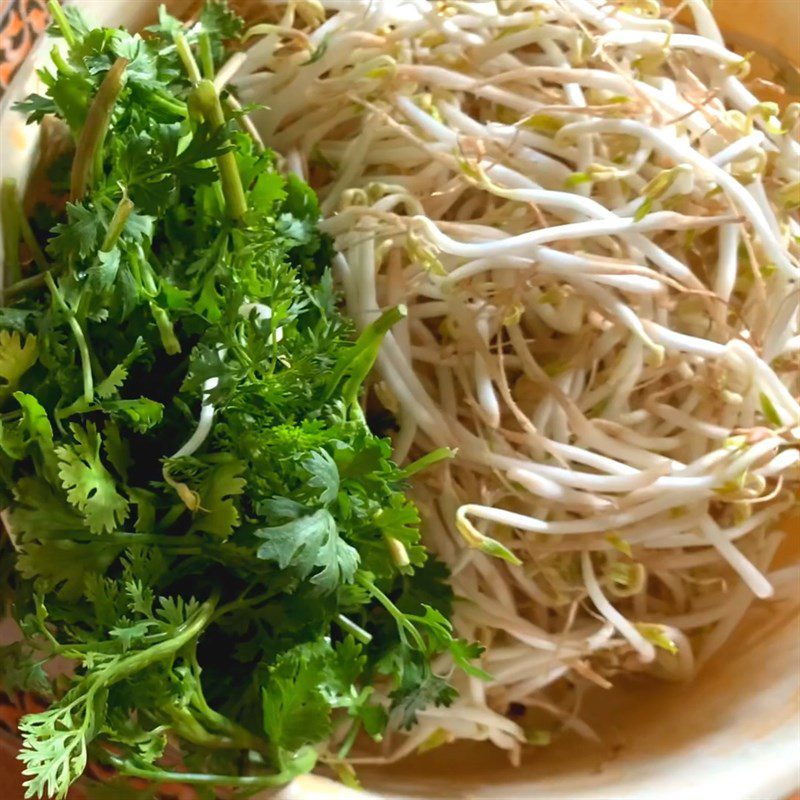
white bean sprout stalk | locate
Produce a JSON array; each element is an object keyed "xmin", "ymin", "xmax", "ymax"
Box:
[{"xmin": 235, "ymin": 0, "xmax": 800, "ymax": 762}]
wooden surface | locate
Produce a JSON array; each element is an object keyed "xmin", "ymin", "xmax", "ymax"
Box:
[{"xmin": 1, "ymin": 730, "xmax": 28, "ymax": 800}]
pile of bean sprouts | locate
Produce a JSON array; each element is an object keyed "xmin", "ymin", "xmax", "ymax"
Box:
[{"xmin": 230, "ymin": 0, "xmax": 800, "ymax": 762}]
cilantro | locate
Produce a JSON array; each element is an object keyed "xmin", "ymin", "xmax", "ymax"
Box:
[
  {"xmin": 262, "ymin": 643, "xmax": 334, "ymax": 759},
  {"xmin": 256, "ymin": 508, "xmax": 360, "ymax": 594},
  {"xmin": 188, "ymin": 457, "xmax": 246, "ymax": 538},
  {"xmin": 200, "ymin": 1, "xmax": 245, "ymax": 40},
  {"xmin": 0, "ymin": 5, "xmax": 481, "ymax": 799},
  {"xmin": 97, "ymin": 398, "xmax": 164, "ymax": 433},
  {"xmin": 46, "ymin": 202, "xmax": 102, "ymax": 259},
  {"xmin": 13, "ymin": 94, "xmax": 57, "ymax": 125},
  {"xmin": 0, "ymin": 642, "xmax": 50, "ymax": 696},
  {"xmin": 55, "ymin": 422, "xmax": 130, "ymax": 534},
  {"xmin": 0, "ymin": 330, "xmax": 38, "ymax": 395},
  {"xmin": 95, "ymin": 365, "xmax": 128, "ymax": 399},
  {"xmin": 0, "ymin": 307, "xmax": 35, "ymax": 332},
  {"xmin": 390, "ymin": 664, "xmax": 457, "ymax": 730}
]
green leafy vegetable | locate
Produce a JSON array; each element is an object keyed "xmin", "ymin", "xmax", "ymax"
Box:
[
  {"xmin": 55, "ymin": 422, "xmax": 130, "ymax": 534},
  {"xmin": 256, "ymin": 507, "xmax": 360, "ymax": 593},
  {"xmin": 0, "ymin": 4, "xmax": 479, "ymax": 798}
]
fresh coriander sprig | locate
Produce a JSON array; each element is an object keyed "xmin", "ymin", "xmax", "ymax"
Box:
[{"xmin": 1, "ymin": 6, "xmax": 480, "ymax": 799}]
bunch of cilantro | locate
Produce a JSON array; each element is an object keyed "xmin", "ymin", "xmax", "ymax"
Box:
[{"xmin": 0, "ymin": 4, "xmax": 484, "ymax": 798}]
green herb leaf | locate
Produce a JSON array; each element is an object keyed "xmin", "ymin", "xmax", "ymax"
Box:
[
  {"xmin": 55, "ymin": 422, "xmax": 129, "ymax": 533},
  {"xmin": 255, "ymin": 508, "xmax": 360, "ymax": 593}
]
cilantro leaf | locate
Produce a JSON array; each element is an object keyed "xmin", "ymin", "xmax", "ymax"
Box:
[
  {"xmin": 0, "ymin": 307, "xmax": 36, "ymax": 332},
  {"xmin": 0, "ymin": 642, "xmax": 51, "ymax": 696},
  {"xmin": 188, "ymin": 458, "xmax": 247, "ymax": 538},
  {"xmin": 261, "ymin": 643, "xmax": 333, "ymax": 758},
  {"xmin": 0, "ymin": 330, "xmax": 38, "ymax": 395},
  {"xmin": 17, "ymin": 694, "xmax": 93, "ymax": 800},
  {"xmin": 303, "ymin": 449, "xmax": 339, "ymax": 505},
  {"xmin": 389, "ymin": 664, "xmax": 458, "ymax": 730},
  {"xmin": 13, "ymin": 94, "xmax": 57, "ymax": 124},
  {"xmin": 95, "ymin": 365, "xmax": 128, "ymax": 399},
  {"xmin": 111, "ymin": 33, "xmax": 159, "ymax": 90},
  {"xmin": 88, "ymin": 247, "xmax": 122, "ymax": 290},
  {"xmin": 373, "ymin": 495, "xmax": 426, "ymax": 569},
  {"xmin": 255, "ymin": 508, "xmax": 360, "ymax": 593},
  {"xmin": 55, "ymin": 422, "xmax": 129, "ymax": 533},
  {"xmin": 250, "ymin": 172, "xmax": 287, "ymax": 213},
  {"xmin": 17, "ymin": 536, "xmax": 120, "ymax": 601},
  {"xmin": 8, "ymin": 476, "xmax": 87, "ymax": 540},
  {"xmin": 98, "ymin": 398, "xmax": 164, "ymax": 433},
  {"xmin": 200, "ymin": 1, "xmax": 245, "ymax": 40},
  {"xmin": 47, "ymin": 202, "xmax": 103, "ymax": 260}
]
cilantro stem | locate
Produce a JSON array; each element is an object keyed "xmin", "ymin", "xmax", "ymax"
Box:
[
  {"xmin": 149, "ymin": 91, "xmax": 188, "ymax": 117},
  {"xmin": 336, "ymin": 720, "xmax": 362, "ymax": 760},
  {"xmin": 44, "ymin": 272, "xmax": 93, "ymax": 404},
  {"xmin": 2, "ymin": 268, "xmax": 57, "ymax": 301},
  {"xmin": 164, "ymin": 703, "xmax": 258, "ymax": 751},
  {"xmin": 107, "ymin": 747, "xmax": 317, "ymax": 788},
  {"xmin": 91, "ymin": 596, "xmax": 217, "ymax": 688},
  {"xmin": 0, "ymin": 178, "xmax": 50, "ymax": 288},
  {"xmin": 50, "ymin": 45, "xmax": 77, "ymax": 76},
  {"xmin": 101, "ymin": 196, "xmax": 134, "ymax": 252},
  {"xmin": 79, "ymin": 531, "xmax": 204, "ymax": 550},
  {"xmin": 400, "ymin": 447, "xmax": 456, "ymax": 479},
  {"xmin": 18, "ymin": 215, "xmax": 49, "ymax": 275},
  {"xmin": 47, "ymin": 0, "xmax": 76, "ymax": 50},
  {"xmin": 356, "ymin": 573, "xmax": 425, "ymax": 651},
  {"xmin": 192, "ymin": 693, "xmax": 265, "ymax": 752},
  {"xmin": 77, "ymin": 531, "xmax": 260, "ymax": 566},
  {"xmin": 174, "ymin": 32, "xmax": 202, "ymax": 85},
  {"xmin": 56, "ymin": 397, "xmax": 91, "ymax": 421},
  {"xmin": 335, "ymin": 613, "xmax": 373, "ymax": 644},
  {"xmin": 199, "ymin": 32, "xmax": 215, "ymax": 79},
  {"xmin": 1, "ymin": 179, "xmax": 21, "ymax": 286},
  {"xmin": 212, "ymin": 586, "xmax": 280, "ymax": 620},
  {"xmin": 326, "ymin": 305, "xmax": 408, "ymax": 406},
  {"xmin": 70, "ymin": 57, "xmax": 128, "ymax": 200},
  {"xmin": 150, "ymin": 302, "xmax": 181, "ymax": 355},
  {"xmin": 190, "ymin": 80, "xmax": 248, "ymax": 221},
  {"xmin": 188, "ymin": 650, "xmax": 236, "ymax": 732},
  {"xmin": 156, "ymin": 502, "xmax": 187, "ymax": 531}
]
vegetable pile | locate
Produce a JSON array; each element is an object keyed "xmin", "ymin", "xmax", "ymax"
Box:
[
  {"xmin": 0, "ymin": 4, "xmax": 480, "ymax": 798},
  {"xmin": 230, "ymin": 0, "xmax": 800, "ymax": 759}
]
